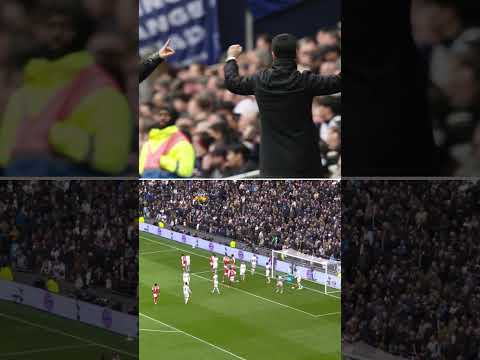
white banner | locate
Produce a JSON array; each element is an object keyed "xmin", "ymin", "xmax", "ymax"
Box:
[
  {"xmin": 0, "ymin": 279, "xmax": 138, "ymax": 338},
  {"xmin": 140, "ymin": 224, "xmax": 341, "ymax": 290}
]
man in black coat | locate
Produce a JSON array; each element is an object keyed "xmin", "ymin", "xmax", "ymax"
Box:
[
  {"xmin": 224, "ymin": 33, "xmax": 341, "ymax": 178},
  {"xmin": 139, "ymin": 39, "xmax": 175, "ymax": 83},
  {"xmin": 341, "ymin": 0, "xmax": 438, "ymax": 176}
]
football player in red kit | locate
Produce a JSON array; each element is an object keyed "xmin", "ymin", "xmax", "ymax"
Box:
[
  {"xmin": 152, "ymin": 283, "xmax": 160, "ymax": 304},
  {"xmin": 222, "ymin": 254, "xmax": 230, "ymax": 282},
  {"xmin": 181, "ymin": 254, "xmax": 187, "ymax": 272}
]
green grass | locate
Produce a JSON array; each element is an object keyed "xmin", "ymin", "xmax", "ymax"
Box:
[
  {"xmin": 140, "ymin": 231, "xmax": 341, "ymax": 360},
  {"xmin": 0, "ymin": 299, "xmax": 137, "ymax": 359}
]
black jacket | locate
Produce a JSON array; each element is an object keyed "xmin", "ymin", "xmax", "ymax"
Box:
[
  {"xmin": 342, "ymin": 0, "xmax": 438, "ymax": 176},
  {"xmin": 139, "ymin": 52, "xmax": 164, "ymax": 83},
  {"xmin": 224, "ymin": 58, "xmax": 341, "ymax": 178}
]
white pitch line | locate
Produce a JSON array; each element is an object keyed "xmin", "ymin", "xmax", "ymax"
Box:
[
  {"xmin": 141, "ymin": 235, "xmax": 342, "ymax": 301},
  {"xmin": 139, "ymin": 328, "xmax": 180, "ymax": 333},
  {"xmin": 314, "ymin": 312, "xmax": 341, "ymax": 318},
  {"xmin": 192, "ymin": 272, "xmax": 318, "ymax": 318},
  {"xmin": 0, "ymin": 313, "xmax": 138, "ymax": 358},
  {"xmin": 140, "ymin": 313, "xmax": 247, "ymax": 360},
  {"xmin": 0, "ymin": 344, "xmax": 96, "ymax": 358}
]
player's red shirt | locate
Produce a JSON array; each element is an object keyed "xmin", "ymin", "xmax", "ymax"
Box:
[
  {"xmin": 231, "ymin": 257, "xmax": 236, "ymax": 265},
  {"xmin": 223, "ymin": 256, "xmax": 229, "ymax": 265},
  {"xmin": 152, "ymin": 286, "xmax": 159, "ymax": 296}
]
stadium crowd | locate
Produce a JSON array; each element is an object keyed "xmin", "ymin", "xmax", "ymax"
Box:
[
  {"xmin": 0, "ymin": 181, "xmax": 138, "ymax": 311},
  {"xmin": 0, "ymin": 0, "xmax": 138, "ymax": 175},
  {"xmin": 412, "ymin": 0, "xmax": 480, "ymax": 175},
  {"xmin": 342, "ymin": 180, "xmax": 480, "ymax": 359},
  {"xmin": 140, "ymin": 180, "xmax": 341, "ymax": 259},
  {"xmin": 139, "ymin": 25, "xmax": 341, "ymax": 178}
]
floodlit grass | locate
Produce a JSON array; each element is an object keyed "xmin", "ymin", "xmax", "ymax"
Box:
[
  {"xmin": 0, "ymin": 300, "xmax": 137, "ymax": 359},
  {"xmin": 140, "ymin": 231, "xmax": 340, "ymax": 360}
]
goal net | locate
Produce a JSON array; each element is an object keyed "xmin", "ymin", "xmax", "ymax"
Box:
[{"xmin": 271, "ymin": 248, "xmax": 341, "ymax": 295}]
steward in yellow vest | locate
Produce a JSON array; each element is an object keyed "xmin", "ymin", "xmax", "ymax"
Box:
[
  {"xmin": 139, "ymin": 106, "xmax": 195, "ymax": 178},
  {"xmin": 0, "ymin": 0, "xmax": 131, "ymax": 176}
]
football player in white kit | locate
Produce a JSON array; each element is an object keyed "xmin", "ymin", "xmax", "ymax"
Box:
[
  {"xmin": 250, "ymin": 255, "xmax": 257, "ymax": 275},
  {"xmin": 210, "ymin": 254, "xmax": 218, "ymax": 273},
  {"xmin": 211, "ymin": 273, "xmax": 220, "ymax": 294},
  {"xmin": 183, "ymin": 282, "xmax": 192, "ymax": 304},
  {"xmin": 295, "ymin": 269, "xmax": 303, "ymax": 290},
  {"xmin": 182, "ymin": 271, "xmax": 190, "ymax": 286},
  {"xmin": 275, "ymin": 275, "xmax": 284, "ymax": 294},
  {"xmin": 265, "ymin": 260, "xmax": 272, "ymax": 284},
  {"xmin": 240, "ymin": 263, "xmax": 246, "ymax": 281},
  {"xmin": 185, "ymin": 255, "xmax": 191, "ymax": 272}
]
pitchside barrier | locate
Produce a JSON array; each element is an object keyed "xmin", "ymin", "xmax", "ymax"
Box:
[
  {"xmin": 0, "ymin": 278, "xmax": 138, "ymax": 338},
  {"xmin": 140, "ymin": 223, "xmax": 341, "ymax": 290}
]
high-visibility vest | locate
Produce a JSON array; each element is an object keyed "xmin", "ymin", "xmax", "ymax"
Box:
[
  {"xmin": 143, "ymin": 131, "xmax": 188, "ymax": 170},
  {"xmin": 11, "ymin": 64, "xmax": 119, "ymax": 157}
]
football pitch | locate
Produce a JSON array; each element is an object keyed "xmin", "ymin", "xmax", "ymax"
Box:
[
  {"xmin": 140, "ymin": 231, "xmax": 341, "ymax": 360},
  {"xmin": 0, "ymin": 300, "xmax": 137, "ymax": 359}
]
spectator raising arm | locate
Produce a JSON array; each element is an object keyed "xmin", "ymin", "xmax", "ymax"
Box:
[
  {"xmin": 139, "ymin": 39, "xmax": 175, "ymax": 83},
  {"xmin": 224, "ymin": 45, "xmax": 256, "ymax": 95}
]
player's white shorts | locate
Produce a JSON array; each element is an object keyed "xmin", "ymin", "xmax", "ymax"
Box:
[
  {"xmin": 214, "ymin": 281, "xmax": 219, "ymax": 288},
  {"xmin": 153, "ymin": 294, "xmax": 158, "ymax": 299},
  {"xmin": 277, "ymin": 281, "xmax": 283, "ymax": 287},
  {"xmin": 240, "ymin": 270, "xmax": 245, "ymax": 276},
  {"xmin": 212, "ymin": 264, "xmax": 218, "ymax": 271},
  {"xmin": 229, "ymin": 276, "xmax": 235, "ymax": 282},
  {"xmin": 266, "ymin": 270, "xmax": 270, "ymax": 277}
]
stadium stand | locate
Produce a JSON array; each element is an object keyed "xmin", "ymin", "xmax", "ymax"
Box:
[
  {"xmin": 342, "ymin": 180, "xmax": 480, "ymax": 359},
  {"xmin": 140, "ymin": 180, "xmax": 340, "ymax": 260},
  {"xmin": 0, "ymin": 181, "xmax": 138, "ymax": 314}
]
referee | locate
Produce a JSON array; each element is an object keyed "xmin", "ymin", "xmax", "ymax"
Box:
[
  {"xmin": 140, "ymin": 39, "xmax": 175, "ymax": 83},
  {"xmin": 224, "ymin": 33, "xmax": 341, "ymax": 178}
]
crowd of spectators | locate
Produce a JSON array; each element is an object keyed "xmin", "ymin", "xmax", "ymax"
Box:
[
  {"xmin": 139, "ymin": 25, "xmax": 342, "ymax": 178},
  {"xmin": 342, "ymin": 180, "xmax": 480, "ymax": 359},
  {"xmin": 0, "ymin": 181, "xmax": 138, "ymax": 312},
  {"xmin": 140, "ymin": 180, "xmax": 341, "ymax": 259},
  {"xmin": 412, "ymin": 0, "xmax": 480, "ymax": 175},
  {"xmin": 0, "ymin": 0, "xmax": 139, "ymax": 174}
]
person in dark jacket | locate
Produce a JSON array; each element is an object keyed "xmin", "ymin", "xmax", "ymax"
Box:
[
  {"xmin": 341, "ymin": 0, "xmax": 438, "ymax": 176},
  {"xmin": 139, "ymin": 39, "xmax": 175, "ymax": 83},
  {"xmin": 224, "ymin": 33, "xmax": 341, "ymax": 178}
]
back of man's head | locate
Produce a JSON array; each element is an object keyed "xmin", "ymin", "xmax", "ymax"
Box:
[{"xmin": 272, "ymin": 33, "xmax": 298, "ymax": 60}]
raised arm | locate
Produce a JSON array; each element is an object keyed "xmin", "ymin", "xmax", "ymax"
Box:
[
  {"xmin": 139, "ymin": 39, "xmax": 175, "ymax": 83},
  {"xmin": 223, "ymin": 45, "xmax": 256, "ymax": 96},
  {"xmin": 307, "ymin": 72, "xmax": 342, "ymax": 96}
]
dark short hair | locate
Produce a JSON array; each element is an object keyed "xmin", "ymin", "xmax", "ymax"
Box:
[
  {"xmin": 228, "ymin": 143, "xmax": 250, "ymax": 162},
  {"xmin": 272, "ymin": 33, "xmax": 298, "ymax": 59}
]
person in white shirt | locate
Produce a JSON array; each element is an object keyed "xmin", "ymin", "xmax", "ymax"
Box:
[
  {"xmin": 295, "ymin": 270, "xmax": 303, "ymax": 290},
  {"xmin": 240, "ymin": 263, "xmax": 246, "ymax": 281},
  {"xmin": 211, "ymin": 273, "xmax": 220, "ymax": 294},
  {"xmin": 265, "ymin": 260, "xmax": 271, "ymax": 284},
  {"xmin": 182, "ymin": 271, "xmax": 190, "ymax": 286},
  {"xmin": 250, "ymin": 255, "xmax": 257, "ymax": 275},
  {"xmin": 183, "ymin": 282, "xmax": 192, "ymax": 304}
]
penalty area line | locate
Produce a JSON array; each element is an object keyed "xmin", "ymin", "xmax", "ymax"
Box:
[
  {"xmin": 139, "ymin": 328, "xmax": 180, "ymax": 333},
  {"xmin": 140, "ymin": 313, "xmax": 247, "ymax": 360},
  {"xmin": 314, "ymin": 312, "xmax": 341, "ymax": 318}
]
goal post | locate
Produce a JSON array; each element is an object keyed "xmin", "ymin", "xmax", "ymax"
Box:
[{"xmin": 271, "ymin": 248, "xmax": 341, "ymax": 295}]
